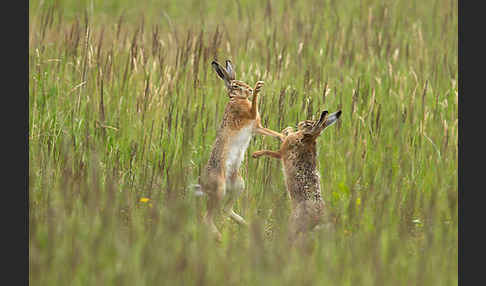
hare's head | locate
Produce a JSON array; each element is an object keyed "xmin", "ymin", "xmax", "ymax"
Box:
[
  {"xmin": 282, "ymin": 110, "xmax": 342, "ymax": 146},
  {"xmin": 300, "ymin": 110, "xmax": 342, "ymax": 138},
  {"xmin": 251, "ymin": 109, "xmax": 341, "ymax": 160},
  {"xmin": 212, "ymin": 60, "xmax": 254, "ymax": 99}
]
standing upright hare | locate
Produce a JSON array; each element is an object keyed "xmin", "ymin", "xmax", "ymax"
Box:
[
  {"xmin": 252, "ymin": 109, "xmax": 342, "ymax": 243},
  {"xmin": 197, "ymin": 59, "xmax": 284, "ymax": 241}
]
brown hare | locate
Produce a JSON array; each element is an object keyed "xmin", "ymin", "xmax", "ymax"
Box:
[
  {"xmin": 252, "ymin": 109, "xmax": 342, "ymax": 243},
  {"xmin": 196, "ymin": 59, "xmax": 284, "ymax": 242}
]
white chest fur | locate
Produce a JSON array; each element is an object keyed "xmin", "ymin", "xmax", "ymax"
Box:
[{"xmin": 225, "ymin": 124, "xmax": 254, "ymax": 178}]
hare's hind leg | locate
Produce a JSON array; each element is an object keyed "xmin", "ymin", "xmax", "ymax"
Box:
[
  {"xmin": 288, "ymin": 202, "xmax": 322, "ymax": 245},
  {"xmin": 287, "ymin": 203, "xmax": 311, "ymax": 244},
  {"xmin": 288, "ymin": 211, "xmax": 302, "ymax": 244},
  {"xmin": 224, "ymin": 173, "xmax": 248, "ymax": 226},
  {"xmin": 203, "ymin": 175, "xmax": 225, "ymax": 242}
]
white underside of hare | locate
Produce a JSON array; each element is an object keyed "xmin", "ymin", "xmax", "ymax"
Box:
[{"xmin": 224, "ymin": 123, "xmax": 254, "ymax": 180}]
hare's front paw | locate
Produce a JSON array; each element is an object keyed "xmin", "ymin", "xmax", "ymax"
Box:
[
  {"xmin": 254, "ymin": 81, "xmax": 264, "ymax": 94},
  {"xmin": 282, "ymin": 126, "xmax": 294, "ymax": 136},
  {"xmin": 252, "ymin": 151, "xmax": 263, "ymax": 158}
]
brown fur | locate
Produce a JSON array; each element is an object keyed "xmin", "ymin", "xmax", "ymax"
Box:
[
  {"xmin": 252, "ymin": 110, "xmax": 342, "ymax": 243},
  {"xmin": 199, "ymin": 60, "xmax": 284, "ymax": 242}
]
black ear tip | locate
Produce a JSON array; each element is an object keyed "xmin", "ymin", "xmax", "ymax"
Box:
[
  {"xmin": 211, "ymin": 61, "xmax": 218, "ymax": 66},
  {"xmin": 336, "ymin": 110, "xmax": 342, "ymax": 117}
]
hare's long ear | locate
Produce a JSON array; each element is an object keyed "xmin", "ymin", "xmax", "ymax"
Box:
[
  {"xmin": 311, "ymin": 110, "xmax": 328, "ymax": 133},
  {"xmin": 312, "ymin": 110, "xmax": 342, "ymax": 136},
  {"xmin": 212, "ymin": 61, "xmax": 231, "ymax": 89},
  {"xmin": 225, "ymin": 60, "xmax": 236, "ymax": 80},
  {"xmin": 322, "ymin": 110, "xmax": 342, "ymax": 130}
]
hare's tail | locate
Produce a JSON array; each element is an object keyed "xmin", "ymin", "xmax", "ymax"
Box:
[{"xmin": 188, "ymin": 183, "xmax": 206, "ymax": 197}]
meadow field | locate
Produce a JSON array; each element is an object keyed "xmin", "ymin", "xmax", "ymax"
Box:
[{"xmin": 29, "ymin": 0, "xmax": 458, "ymax": 285}]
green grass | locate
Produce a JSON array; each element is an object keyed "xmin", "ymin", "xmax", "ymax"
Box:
[{"xmin": 29, "ymin": 0, "xmax": 458, "ymax": 285}]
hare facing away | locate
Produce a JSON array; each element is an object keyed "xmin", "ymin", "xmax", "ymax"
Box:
[
  {"xmin": 252, "ymin": 109, "xmax": 342, "ymax": 243},
  {"xmin": 197, "ymin": 60, "xmax": 284, "ymax": 242}
]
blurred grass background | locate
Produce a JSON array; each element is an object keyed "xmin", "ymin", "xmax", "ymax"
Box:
[{"xmin": 29, "ymin": 0, "xmax": 457, "ymax": 285}]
